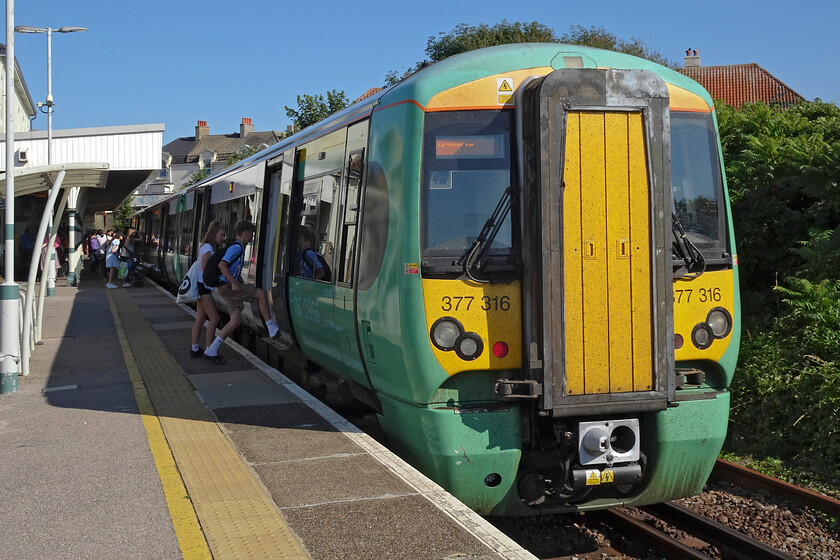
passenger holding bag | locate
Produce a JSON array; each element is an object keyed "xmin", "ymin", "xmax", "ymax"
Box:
[
  {"xmin": 176, "ymin": 259, "xmax": 202, "ymax": 304},
  {"xmin": 187, "ymin": 222, "xmax": 226, "ymax": 359}
]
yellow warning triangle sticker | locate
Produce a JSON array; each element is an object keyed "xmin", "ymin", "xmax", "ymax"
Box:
[{"xmin": 498, "ymin": 80, "xmax": 513, "ymax": 92}]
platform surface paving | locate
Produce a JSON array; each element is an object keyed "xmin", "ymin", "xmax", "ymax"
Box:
[{"xmin": 1, "ymin": 278, "xmax": 536, "ymax": 560}]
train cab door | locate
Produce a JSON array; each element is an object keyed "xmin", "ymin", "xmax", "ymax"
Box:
[
  {"xmin": 263, "ymin": 152, "xmax": 296, "ymax": 350},
  {"xmin": 518, "ymin": 68, "xmax": 674, "ymax": 415},
  {"xmin": 332, "ymin": 125, "xmax": 373, "ymax": 390},
  {"xmin": 287, "ymin": 129, "xmax": 347, "ymax": 377}
]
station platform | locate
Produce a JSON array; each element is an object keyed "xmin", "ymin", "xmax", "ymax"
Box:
[{"xmin": 0, "ymin": 274, "xmax": 536, "ymax": 560}]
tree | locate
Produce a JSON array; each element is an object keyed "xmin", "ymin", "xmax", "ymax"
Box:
[
  {"xmin": 560, "ymin": 25, "xmax": 677, "ymax": 68},
  {"xmin": 426, "ymin": 20, "xmax": 557, "ymax": 63},
  {"xmin": 225, "ymin": 145, "xmax": 260, "ymax": 165},
  {"xmin": 284, "ymin": 89, "xmax": 349, "ymax": 131},
  {"xmin": 113, "ymin": 201, "xmax": 134, "ymax": 231},
  {"xmin": 716, "ymin": 100, "xmax": 840, "ymax": 306},
  {"xmin": 385, "ymin": 21, "xmax": 676, "ymax": 85},
  {"xmin": 181, "ymin": 168, "xmax": 210, "ymax": 189}
]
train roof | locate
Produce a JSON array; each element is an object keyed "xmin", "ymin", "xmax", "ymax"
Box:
[
  {"xmin": 382, "ymin": 42, "xmax": 713, "ymax": 110},
  {"xmin": 145, "ymin": 43, "xmax": 713, "ymax": 211}
]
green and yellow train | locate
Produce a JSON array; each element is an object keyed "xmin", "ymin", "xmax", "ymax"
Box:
[{"xmin": 134, "ymin": 43, "xmax": 739, "ymax": 515}]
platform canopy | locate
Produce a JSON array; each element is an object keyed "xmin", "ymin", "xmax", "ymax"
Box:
[{"xmin": 0, "ymin": 162, "xmax": 109, "ymax": 197}]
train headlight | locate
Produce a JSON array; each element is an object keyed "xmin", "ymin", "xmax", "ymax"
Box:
[
  {"xmin": 706, "ymin": 307, "xmax": 732, "ymax": 338},
  {"xmin": 691, "ymin": 323, "xmax": 713, "ymax": 350},
  {"xmin": 430, "ymin": 317, "xmax": 463, "ymax": 351},
  {"xmin": 455, "ymin": 333, "xmax": 484, "ymax": 361}
]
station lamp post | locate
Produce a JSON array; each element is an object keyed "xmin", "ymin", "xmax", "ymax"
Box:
[
  {"xmin": 14, "ymin": 25, "xmax": 86, "ymax": 296},
  {"xmin": 14, "ymin": 26, "xmax": 87, "ymax": 164}
]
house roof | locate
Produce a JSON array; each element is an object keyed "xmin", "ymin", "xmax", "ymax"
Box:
[
  {"xmin": 353, "ymin": 87, "xmax": 383, "ymax": 103},
  {"xmin": 164, "ymin": 130, "xmax": 281, "ymax": 165},
  {"xmin": 679, "ymin": 63, "xmax": 803, "ymax": 108}
]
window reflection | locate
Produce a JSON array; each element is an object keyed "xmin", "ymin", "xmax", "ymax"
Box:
[{"xmin": 671, "ymin": 112, "xmax": 725, "ymax": 248}]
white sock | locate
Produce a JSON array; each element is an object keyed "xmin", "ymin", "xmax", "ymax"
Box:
[
  {"xmin": 191, "ymin": 344, "xmax": 200, "ymax": 352},
  {"xmin": 266, "ymin": 319, "xmax": 279, "ymax": 337},
  {"xmin": 206, "ymin": 336, "xmax": 224, "ymax": 356}
]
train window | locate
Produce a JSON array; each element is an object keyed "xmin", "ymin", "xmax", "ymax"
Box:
[
  {"xmin": 292, "ymin": 129, "xmax": 346, "ymax": 281},
  {"xmin": 421, "ymin": 110, "xmax": 517, "ymax": 273},
  {"xmin": 338, "ymin": 149, "xmax": 364, "ymax": 284},
  {"xmin": 335, "ymin": 121, "xmax": 369, "ymax": 286},
  {"xmin": 671, "ymin": 112, "xmax": 726, "ymax": 250}
]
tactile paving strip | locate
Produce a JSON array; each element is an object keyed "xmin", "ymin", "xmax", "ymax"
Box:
[{"xmin": 108, "ymin": 288, "xmax": 309, "ymax": 559}]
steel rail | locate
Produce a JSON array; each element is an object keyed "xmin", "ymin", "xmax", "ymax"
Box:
[
  {"xmin": 605, "ymin": 508, "xmax": 714, "ymax": 560},
  {"xmin": 713, "ymin": 458, "xmax": 840, "ymax": 518},
  {"xmin": 642, "ymin": 502, "xmax": 796, "ymax": 560}
]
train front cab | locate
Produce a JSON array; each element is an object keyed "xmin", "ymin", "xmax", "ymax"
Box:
[{"xmin": 391, "ymin": 65, "xmax": 737, "ymax": 516}]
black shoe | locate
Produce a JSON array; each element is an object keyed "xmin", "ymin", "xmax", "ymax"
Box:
[
  {"xmin": 203, "ymin": 353, "xmax": 225, "ymax": 365},
  {"xmin": 190, "ymin": 348, "xmax": 204, "ymax": 359}
]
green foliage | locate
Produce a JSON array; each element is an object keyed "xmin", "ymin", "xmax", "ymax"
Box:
[
  {"xmin": 181, "ymin": 168, "xmax": 210, "ymax": 189},
  {"xmin": 560, "ymin": 25, "xmax": 677, "ymax": 68},
  {"xmin": 113, "ymin": 201, "xmax": 134, "ymax": 231},
  {"xmin": 425, "ymin": 20, "xmax": 558, "ymax": 63},
  {"xmin": 727, "ymin": 326, "xmax": 840, "ymax": 483},
  {"xmin": 284, "ymin": 89, "xmax": 349, "ymax": 130},
  {"xmin": 224, "ymin": 145, "xmax": 260, "ymax": 166},
  {"xmin": 385, "ymin": 21, "xmax": 674, "ymax": 86},
  {"xmin": 716, "ymin": 100, "xmax": 840, "ymax": 306},
  {"xmin": 720, "ymin": 100, "xmax": 840, "ymax": 490}
]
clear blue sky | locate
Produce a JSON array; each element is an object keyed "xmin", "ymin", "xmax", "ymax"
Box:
[{"xmin": 5, "ymin": 0, "xmax": 838, "ymax": 144}]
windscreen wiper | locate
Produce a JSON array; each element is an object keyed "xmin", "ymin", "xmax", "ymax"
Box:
[
  {"xmin": 457, "ymin": 186, "xmax": 519, "ymax": 283},
  {"xmin": 672, "ymin": 211, "xmax": 706, "ymax": 277}
]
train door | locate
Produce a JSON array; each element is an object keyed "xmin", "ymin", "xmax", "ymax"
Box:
[
  {"xmin": 163, "ymin": 197, "xmax": 179, "ymax": 284},
  {"xmin": 263, "ymin": 152, "xmax": 295, "ymax": 349},
  {"xmin": 287, "ymin": 128, "xmax": 347, "ymax": 376},
  {"xmin": 332, "ymin": 121, "xmax": 373, "ymax": 389},
  {"xmin": 518, "ymin": 68, "xmax": 674, "ymax": 415}
]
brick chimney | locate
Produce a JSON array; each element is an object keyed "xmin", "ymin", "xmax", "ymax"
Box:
[
  {"xmin": 195, "ymin": 120, "xmax": 209, "ymax": 141},
  {"xmin": 684, "ymin": 48, "xmax": 701, "ymax": 68},
  {"xmin": 240, "ymin": 117, "xmax": 254, "ymax": 138}
]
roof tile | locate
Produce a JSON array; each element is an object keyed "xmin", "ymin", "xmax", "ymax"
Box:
[{"xmin": 679, "ymin": 63, "xmax": 803, "ymax": 107}]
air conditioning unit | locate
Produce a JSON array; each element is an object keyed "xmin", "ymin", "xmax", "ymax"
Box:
[{"xmin": 16, "ymin": 148, "xmax": 28, "ymax": 163}]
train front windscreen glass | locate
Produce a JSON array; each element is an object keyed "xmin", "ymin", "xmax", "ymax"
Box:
[
  {"xmin": 421, "ymin": 110, "xmax": 516, "ymax": 272},
  {"xmin": 670, "ymin": 112, "xmax": 726, "ymax": 252}
]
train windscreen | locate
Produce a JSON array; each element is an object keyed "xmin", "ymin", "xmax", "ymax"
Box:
[
  {"xmin": 421, "ymin": 110, "xmax": 517, "ymax": 274},
  {"xmin": 671, "ymin": 112, "xmax": 726, "ymax": 251}
]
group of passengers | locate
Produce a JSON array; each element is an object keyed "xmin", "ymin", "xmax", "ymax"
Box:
[
  {"xmin": 189, "ymin": 220, "xmax": 280, "ymax": 365},
  {"xmin": 81, "ymin": 227, "xmax": 141, "ymax": 289}
]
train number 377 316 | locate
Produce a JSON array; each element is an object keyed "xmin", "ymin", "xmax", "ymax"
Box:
[
  {"xmin": 674, "ymin": 287, "xmax": 722, "ymax": 304},
  {"xmin": 441, "ymin": 295, "xmax": 511, "ymax": 312}
]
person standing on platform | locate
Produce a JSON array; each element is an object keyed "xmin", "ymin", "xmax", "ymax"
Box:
[
  {"xmin": 19, "ymin": 227, "xmax": 34, "ymax": 272},
  {"xmin": 189, "ymin": 221, "xmax": 225, "ymax": 359},
  {"xmin": 105, "ymin": 230, "xmax": 122, "ymax": 289},
  {"xmin": 93, "ymin": 229, "xmax": 107, "ymax": 276},
  {"xmin": 203, "ymin": 220, "xmax": 279, "ymax": 364}
]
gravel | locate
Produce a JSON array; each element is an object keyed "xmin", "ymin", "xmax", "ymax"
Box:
[
  {"xmin": 675, "ymin": 479, "xmax": 839, "ymax": 559},
  {"xmin": 489, "ymin": 480, "xmax": 839, "ymax": 559}
]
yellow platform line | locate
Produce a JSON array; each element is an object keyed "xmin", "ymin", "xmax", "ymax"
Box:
[
  {"xmin": 107, "ymin": 288, "xmax": 309, "ymax": 560},
  {"xmin": 108, "ymin": 291, "xmax": 212, "ymax": 560}
]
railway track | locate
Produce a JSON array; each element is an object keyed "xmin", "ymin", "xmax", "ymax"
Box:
[{"xmin": 712, "ymin": 458, "xmax": 840, "ymax": 518}]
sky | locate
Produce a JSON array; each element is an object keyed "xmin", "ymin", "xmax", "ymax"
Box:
[{"xmin": 4, "ymin": 0, "xmax": 839, "ymax": 144}]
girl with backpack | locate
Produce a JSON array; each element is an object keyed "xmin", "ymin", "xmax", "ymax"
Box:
[
  {"xmin": 189, "ymin": 221, "xmax": 225, "ymax": 359},
  {"xmin": 203, "ymin": 220, "xmax": 279, "ymax": 364}
]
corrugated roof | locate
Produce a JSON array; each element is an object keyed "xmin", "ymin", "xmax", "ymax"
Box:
[{"xmin": 679, "ymin": 63, "xmax": 803, "ymax": 108}]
